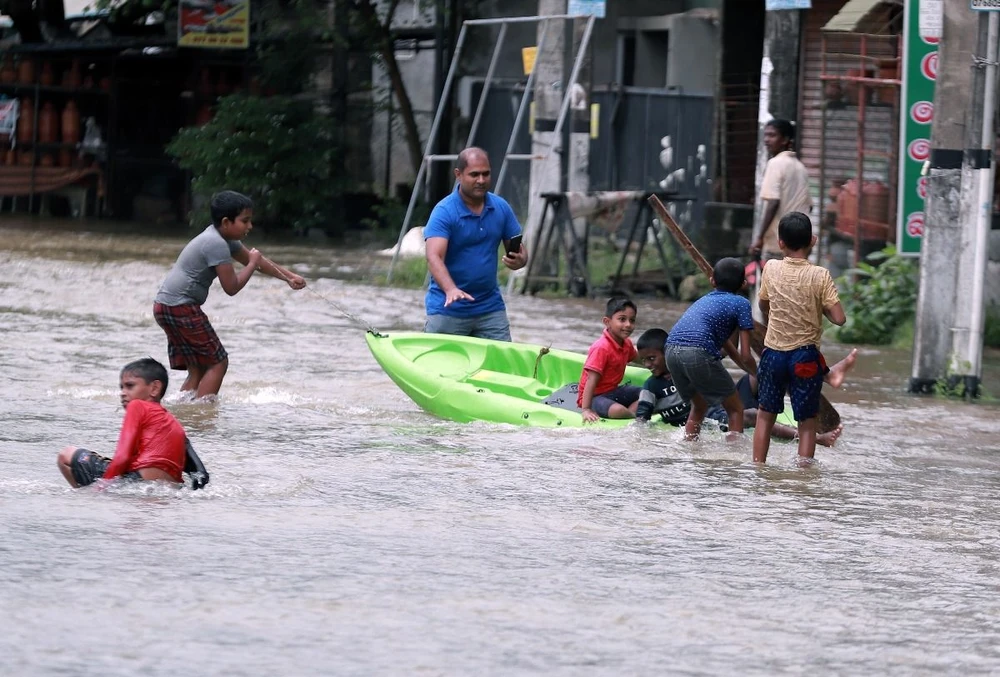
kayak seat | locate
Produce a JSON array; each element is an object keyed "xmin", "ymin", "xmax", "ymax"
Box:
[{"xmin": 465, "ymin": 369, "xmax": 554, "ymax": 400}]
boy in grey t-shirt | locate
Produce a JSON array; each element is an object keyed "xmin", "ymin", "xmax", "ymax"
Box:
[{"xmin": 153, "ymin": 190, "xmax": 306, "ymax": 399}]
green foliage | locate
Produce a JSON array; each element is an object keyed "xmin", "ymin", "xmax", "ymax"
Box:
[
  {"xmin": 254, "ymin": 0, "xmax": 329, "ymax": 96},
  {"xmin": 836, "ymin": 246, "xmax": 918, "ymax": 345},
  {"xmin": 985, "ymin": 307, "xmax": 1000, "ymax": 349},
  {"xmin": 361, "ymin": 198, "xmax": 430, "ymax": 239},
  {"xmin": 371, "ymin": 256, "xmax": 428, "ymax": 289},
  {"xmin": 167, "ymin": 94, "xmax": 337, "ymax": 233}
]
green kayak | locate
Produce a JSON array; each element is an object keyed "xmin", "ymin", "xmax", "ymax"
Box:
[{"xmin": 365, "ymin": 331, "xmax": 793, "ymax": 429}]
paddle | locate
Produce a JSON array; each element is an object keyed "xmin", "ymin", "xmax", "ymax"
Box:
[{"xmin": 646, "ymin": 195, "xmax": 841, "ymax": 433}]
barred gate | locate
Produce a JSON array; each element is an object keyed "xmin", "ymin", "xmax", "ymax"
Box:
[{"xmin": 471, "ymin": 83, "xmax": 716, "ymax": 234}]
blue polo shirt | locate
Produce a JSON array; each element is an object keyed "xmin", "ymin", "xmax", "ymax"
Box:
[
  {"xmin": 424, "ymin": 186, "xmax": 522, "ymax": 318},
  {"xmin": 666, "ymin": 290, "xmax": 754, "ymax": 359}
]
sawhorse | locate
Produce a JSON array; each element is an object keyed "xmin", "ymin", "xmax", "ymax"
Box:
[
  {"xmin": 521, "ymin": 192, "xmax": 591, "ymax": 297},
  {"xmin": 610, "ymin": 193, "xmax": 694, "ymax": 297}
]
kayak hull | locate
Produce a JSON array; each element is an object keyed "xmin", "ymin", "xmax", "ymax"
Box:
[{"xmin": 365, "ymin": 331, "xmax": 650, "ymax": 428}]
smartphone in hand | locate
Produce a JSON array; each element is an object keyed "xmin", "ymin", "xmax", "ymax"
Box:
[{"xmin": 505, "ymin": 235, "xmax": 523, "ymax": 255}]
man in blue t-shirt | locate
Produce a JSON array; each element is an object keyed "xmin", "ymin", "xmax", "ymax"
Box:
[{"xmin": 423, "ymin": 147, "xmax": 529, "ymax": 341}]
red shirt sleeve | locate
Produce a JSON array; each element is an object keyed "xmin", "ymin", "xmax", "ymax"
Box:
[
  {"xmin": 102, "ymin": 400, "xmax": 144, "ymax": 480},
  {"xmin": 582, "ymin": 343, "xmax": 609, "ymax": 377}
]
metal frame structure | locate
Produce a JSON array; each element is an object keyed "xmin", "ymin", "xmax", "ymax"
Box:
[
  {"xmin": 386, "ymin": 13, "xmax": 597, "ymax": 281},
  {"xmin": 818, "ymin": 31, "xmax": 901, "ymax": 267}
]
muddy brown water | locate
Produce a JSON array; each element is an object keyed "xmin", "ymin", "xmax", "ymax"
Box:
[{"xmin": 2, "ymin": 217, "xmax": 999, "ymax": 675}]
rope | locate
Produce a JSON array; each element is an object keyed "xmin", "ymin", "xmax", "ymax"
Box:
[
  {"xmin": 532, "ymin": 344, "xmax": 551, "ymax": 379},
  {"xmin": 271, "ymin": 265, "xmax": 384, "ymax": 336}
]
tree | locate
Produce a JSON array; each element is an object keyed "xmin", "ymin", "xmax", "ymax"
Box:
[{"xmin": 349, "ymin": 0, "xmax": 426, "ymax": 174}]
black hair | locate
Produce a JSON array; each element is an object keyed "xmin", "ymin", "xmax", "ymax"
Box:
[
  {"xmin": 766, "ymin": 118, "xmax": 795, "ymax": 142},
  {"xmin": 210, "ymin": 190, "xmax": 254, "ymax": 226},
  {"xmin": 456, "ymin": 147, "xmax": 490, "ymax": 172},
  {"xmin": 120, "ymin": 357, "xmax": 168, "ymax": 398},
  {"xmin": 605, "ymin": 296, "xmax": 637, "ymax": 318},
  {"xmin": 636, "ymin": 327, "xmax": 668, "ymax": 352},
  {"xmin": 777, "ymin": 211, "xmax": 813, "ymax": 251},
  {"xmin": 712, "ymin": 257, "xmax": 745, "ymax": 293}
]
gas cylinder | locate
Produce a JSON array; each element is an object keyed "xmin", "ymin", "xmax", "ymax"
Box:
[{"xmin": 61, "ymin": 100, "xmax": 80, "ymax": 144}]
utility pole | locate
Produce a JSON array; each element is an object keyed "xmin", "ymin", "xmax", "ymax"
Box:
[
  {"xmin": 565, "ymin": 15, "xmax": 592, "ymax": 297},
  {"xmin": 752, "ymin": 8, "xmax": 802, "ymax": 209},
  {"xmin": 430, "ymin": 0, "xmax": 458, "ymax": 204},
  {"xmin": 950, "ymin": 9, "xmax": 999, "ymax": 397},
  {"xmin": 910, "ymin": 4, "xmax": 978, "ymax": 393},
  {"xmin": 527, "ymin": 0, "xmax": 568, "ymax": 275},
  {"xmin": 750, "ymin": 7, "xmax": 801, "ymax": 317}
]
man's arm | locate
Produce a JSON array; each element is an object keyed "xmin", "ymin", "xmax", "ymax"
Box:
[
  {"xmin": 750, "ymin": 199, "xmax": 780, "ymax": 257},
  {"xmin": 758, "ymin": 298, "xmax": 770, "ymax": 325},
  {"xmin": 824, "ymin": 301, "xmax": 847, "ymax": 326},
  {"xmin": 217, "ymin": 245, "xmax": 262, "ymax": 296},
  {"xmin": 722, "ymin": 337, "xmax": 756, "ymax": 376},
  {"xmin": 501, "ymin": 243, "xmax": 528, "ymax": 271},
  {"xmin": 426, "ymin": 236, "xmax": 474, "ymax": 306},
  {"xmin": 231, "ymin": 245, "xmax": 305, "ymax": 289},
  {"xmin": 738, "ymin": 329, "xmax": 756, "ymax": 375}
]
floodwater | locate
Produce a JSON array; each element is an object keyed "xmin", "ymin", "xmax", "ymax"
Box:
[{"xmin": 2, "ymin": 216, "xmax": 1000, "ymax": 676}]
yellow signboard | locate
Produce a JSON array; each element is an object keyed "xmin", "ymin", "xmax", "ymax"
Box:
[
  {"xmin": 179, "ymin": 0, "xmax": 250, "ymax": 49},
  {"xmin": 521, "ymin": 47, "xmax": 537, "ymax": 75}
]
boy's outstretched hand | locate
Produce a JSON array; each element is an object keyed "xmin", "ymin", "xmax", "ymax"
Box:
[{"xmin": 286, "ymin": 273, "xmax": 307, "ymax": 290}]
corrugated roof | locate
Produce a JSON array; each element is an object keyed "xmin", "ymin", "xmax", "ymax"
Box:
[{"xmin": 823, "ymin": 0, "xmax": 901, "ymax": 32}]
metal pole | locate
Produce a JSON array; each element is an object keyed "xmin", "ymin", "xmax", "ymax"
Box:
[
  {"xmin": 464, "ymin": 14, "xmax": 582, "ymax": 25},
  {"xmin": 966, "ymin": 10, "xmax": 999, "ymax": 389},
  {"xmin": 387, "ymin": 22, "xmax": 470, "ymax": 282},
  {"xmin": 550, "ymin": 15, "xmax": 596, "ymax": 153},
  {"xmin": 853, "ymin": 35, "xmax": 867, "ymax": 268},
  {"xmin": 384, "ymin": 97, "xmax": 393, "ymax": 194},
  {"xmin": 817, "ymin": 33, "xmax": 828, "ymax": 265},
  {"xmin": 495, "ymin": 18, "xmax": 552, "ymax": 196},
  {"xmin": 467, "ymin": 23, "xmax": 508, "ymax": 146}
]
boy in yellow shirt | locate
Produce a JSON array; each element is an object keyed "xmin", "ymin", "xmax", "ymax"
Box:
[{"xmin": 754, "ymin": 212, "xmax": 846, "ymax": 463}]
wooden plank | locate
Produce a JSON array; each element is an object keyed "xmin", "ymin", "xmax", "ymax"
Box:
[{"xmin": 647, "ymin": 194, "xmax": 841, "ymax": 433}]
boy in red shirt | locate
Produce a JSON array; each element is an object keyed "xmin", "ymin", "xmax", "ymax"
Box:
[
  {"xmin": 578, "ymin": 297, "xmax": 641, "ymax": 423},
  {"xmin": 57, "ymin": 358, "xmax": 207, "ymax": 488}
]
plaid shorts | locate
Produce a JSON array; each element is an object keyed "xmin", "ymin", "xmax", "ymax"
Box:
[
  {"xmin": 153, "ymin": 302, "xmax": 227, "ymax": 370},
  {"xmin": 70, "ymin": 448, "xmax": 141, "ymax": 486}
]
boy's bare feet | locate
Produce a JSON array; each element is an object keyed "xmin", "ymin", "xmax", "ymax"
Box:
[
  {"xmin": 816, "ymin": 424, "xmax": 843, "ymax": 447},
  {"xmin": 826, "ymin": 349, "xmax": 859, "ymax": 389}
]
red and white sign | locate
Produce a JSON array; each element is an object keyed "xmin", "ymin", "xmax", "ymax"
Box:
[
  {"xmin": 917, "ymin": 177, "xmax": 928, "ymax": 199},
  {"xmin": 906, "ymin": 212, "xmax": 925, "ymax": 238},
  {"xmin": 910, "ymin": 101, "xmax": 934, "ymax": 124},
  {"xmin": 921, "ymin": 52, "xmax": 938, "ymax": 80},
  {"xmin": 908, "ymin": 138, "xmax": 931, "ymax": 162},
  {"xmin": 919, "ymin": 0, "xmax": 942, "ymax": 40}
]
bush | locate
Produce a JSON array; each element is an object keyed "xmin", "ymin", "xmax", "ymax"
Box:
[
  {"xmin": 167, "ymin": 94, "xmax": 337, "ymax": 233},
  {"xmin": 835, "ymin": 246, "xmax": 918, "ymax": 345},
  {"xmin": 986, "ymin": 307, "xmax": 1000, "ymax": 349}
]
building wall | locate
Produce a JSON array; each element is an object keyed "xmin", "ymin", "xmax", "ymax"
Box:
[{"xmin": 370, "ymin": 0, "xmax": 722, "ymax": 195}]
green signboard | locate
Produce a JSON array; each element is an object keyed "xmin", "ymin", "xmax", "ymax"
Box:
[{"xmin": 897, "ymin": 0, "xmax": 939, "ymax": 255}]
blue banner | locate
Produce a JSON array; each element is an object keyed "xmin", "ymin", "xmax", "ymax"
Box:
[
  {"xmin": 766, "ymin": 0, "xmax": 811, "ymax": 9},
  {"xmin": 568, "ymin": 0, "xmax": 605, "ymax": 18}
]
